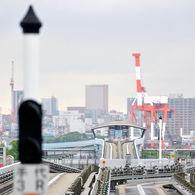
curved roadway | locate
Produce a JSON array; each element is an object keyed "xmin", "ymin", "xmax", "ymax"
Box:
[
  {"xmin": 123, "ymin": 142, "xmax": 137, "ymax": 159},
  {"xmin": 104, "ymin": 139, "xmax": 137, "ymax": 159}
]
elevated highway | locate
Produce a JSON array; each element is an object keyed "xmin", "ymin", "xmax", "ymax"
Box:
[
  {"xmin": 3, "ymin": 137, "xmax": 195, "ymax": 194},
  {"xmin": 104, "ymin": 138, "xmax": 138, "ymax": 160},
  {"xmin": 123, "ymin": 141, "xmax": 137, "ymax": 159}
]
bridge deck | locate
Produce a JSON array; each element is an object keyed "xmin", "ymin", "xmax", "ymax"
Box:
[
  {"xmin": 48, "ymin": 173, "xmax": 79, "ymax": 195},
  {"xmin": 115, "ymin": 178, "xmax": 171, "ymax": 195}
]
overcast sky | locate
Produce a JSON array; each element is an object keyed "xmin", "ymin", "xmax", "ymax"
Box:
[{"xmin": 1, "ymin": 0, "xmax": 195, "ymax": 114}]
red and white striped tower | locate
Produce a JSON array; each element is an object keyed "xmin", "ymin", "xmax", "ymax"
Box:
[
  {"xmin": 132, "ymin": 53, "xmax": 142, "ymax": 110},
  {"xmin": 142, "ymin": 111, "xmax": 147, "ymax": 148},
  {"xmin": 131, "ymin": 53, "xmax": 175, "ymax": 149},
  {"xmin": 150, "ymin": 109, "xmax": 154, "ymax": 148},
  {"xmin": 162, "ymin": 106, "xmax": 168, "ymax": 148}
]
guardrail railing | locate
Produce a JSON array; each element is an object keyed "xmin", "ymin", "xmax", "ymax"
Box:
[{"xmin": 174, "ymin": 172, "xmax": 195, "ymax": 193}]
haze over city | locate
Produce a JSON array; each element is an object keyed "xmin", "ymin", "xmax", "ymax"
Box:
[{"xmin": 1, "ymin": 0, "xmax": 195, "ymax": 114}]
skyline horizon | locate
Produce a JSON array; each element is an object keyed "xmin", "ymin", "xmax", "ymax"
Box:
[
  {"xmin": 1, "ymin": 86, "xmax": 193, "ymax": 115},
  {"xmin": 1, "ymin": 1, "xmax": 195, "ymax": 115}
]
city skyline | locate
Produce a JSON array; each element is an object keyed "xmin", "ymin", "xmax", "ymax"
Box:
[{"xmin": 1, "ymin": 1, "xmax": 195, "ymax": 114}]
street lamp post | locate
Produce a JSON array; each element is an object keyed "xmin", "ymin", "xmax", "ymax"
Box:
[{"xmin": 159, "ymin": 116, "xmax": 162, "ymax": 164}]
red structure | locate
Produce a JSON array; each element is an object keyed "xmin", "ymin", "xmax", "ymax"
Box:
[{"xmin": 131, "ymin": 53, "xmax": 175, "ymax": 149}]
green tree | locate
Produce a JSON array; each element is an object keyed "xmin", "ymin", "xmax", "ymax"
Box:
[
  {"xmin": 6, "ymin": 140, "xmax": 19, "ymax": 161},
  {"xmin": 47, "ymin": 131, "xmax": 90, "ymax": 143}
]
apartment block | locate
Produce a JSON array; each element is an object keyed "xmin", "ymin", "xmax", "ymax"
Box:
[{"xmin": 166, "ymin": 94, "xmax": 195, "ymax": 140}]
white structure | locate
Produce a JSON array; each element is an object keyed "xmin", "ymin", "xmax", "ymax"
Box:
[
  {"xmin": 69, "ymin": 119, "xmax": 85, "ymax": 133},
  {"xmin": 21, "ymin": 6, "xmax": 42, "ymax": 102},
  {"xmin": 53, "ymin": 116, "xmax": 67, "ymax": 127},
  {"xmin": 85, "ymin": 118, "xmax": 93, "ymax": 126},
  {"xmin": 85, "ymin": 85, "xmax": 108, "ymax": 111},
  {"xmin": 144, "ymin": 96, "xmax": 168, "ymax": 104},
  {"xmin": 58, "ymin": 110, "xmax": 85, "ymax": 133}
]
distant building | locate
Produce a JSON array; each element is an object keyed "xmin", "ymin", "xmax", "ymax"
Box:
[
  {"xmin": 85, "ymin": 109, "xmax": 106, "ymax": 124},
  {"xmin": 69, "ymin": 119, "xmax": 85, "ymax": 133},
  {"xmin": 59, "ymin": 110, "xmax": 82, "ymax": 124},
  {"xmin": 166, "ymin": 94, "xmax": 195, "ymax": 141},
  {"xmin": 85, "ymin": 85, "xmax": 108, "ymax": 111},
  {"xmin": 42, "ymin": 96, "xmax": 59, "ymax": 116},
  {"xmin": 51, "ymin": 96, "xmax": 59, "ymax": 115},
  {"xmin": 67, "ymin": 107, "xmax": 85, "ymax": 114},
  {"xmin": 127, "ymin": 98, "xmax": 136, "ymax": 115},
  {"xmin": 52, "ymin": 116, "xmax": 68, "ymax": 135},
  {"xmin": 127, "ymin": 97, "xmax": 143, "ymax": 124},
  {"xmin": 11, "ymin": 90, "xmax": 23, "ymax": 113},
  {"xmin": 0, "ymin": 108, "xmax": 2, "ymax": 134}
]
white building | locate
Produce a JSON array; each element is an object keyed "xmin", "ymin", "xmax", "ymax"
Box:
[
  {"xmin": 58, "ymin": 110, "xmax": 86, "ymax": 133},
  {"xmin": 69, "ymin": 119, "xmax": 85, "ymax": 133},
  {"xmin": 59, "ymin": 110, "xmax": 80, "ymax": 124},
  {"xmin": 53, "ymin": 116, "xmax": 67, "ymax": 127}
]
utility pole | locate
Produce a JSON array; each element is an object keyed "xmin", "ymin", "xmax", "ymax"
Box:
[
  {"xmin": 14, "ymin": 5, "xmax": 48, "ymax": 195},
  {"xmin": 159, "ymin": 116, "xmax": 162, "ymax": 164}
]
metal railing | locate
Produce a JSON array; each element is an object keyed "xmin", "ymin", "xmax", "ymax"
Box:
[
  {"xmin": 43, "ymin": 159, "xmax": 81, "ymax": 173},
  {"xmin": 173, "ymin": 172, "xmax": 195, "ymax": 193}
]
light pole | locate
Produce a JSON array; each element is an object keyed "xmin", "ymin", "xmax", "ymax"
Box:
[{"xmin": 159, "ymin": 116, "xmax": 162, "ymax": 164}]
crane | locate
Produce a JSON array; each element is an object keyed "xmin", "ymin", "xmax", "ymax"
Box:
[{"xmin": 131, "ymin": 53, "xmax": 175, "ymax": 149}]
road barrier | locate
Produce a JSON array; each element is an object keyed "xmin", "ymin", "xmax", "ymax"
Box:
[
  {"xmin": 65, "ymin": 164, "xmax": 99, "ymax": 195},
  {"xmin": 43, "ymin": 159, "xmax": 81, "ymax": 173},
  {"xmin": 111, "ymin": 163, "xmax": 183, "ymax": 177},
  {"xmin": 174, "ymin": 172, "xmax": 195, "ymax": 193}
]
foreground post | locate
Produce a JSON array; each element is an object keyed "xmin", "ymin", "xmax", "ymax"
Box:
[
  {"xmin": 21, "ymin": 5, "xmax": 41, "ymax": 101},
  {"xmin": 14, "ymin": 6, "xmax": 48, "ymax": 195}
]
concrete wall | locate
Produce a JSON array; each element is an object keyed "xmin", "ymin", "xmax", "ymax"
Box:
[
  {"xmin": 99, "ymin": 158, "xmax": 173, "ymax": 169},
  {"xmin": 134, "ymin": 138, "xmax": 143, "ymax": 158},
  {"xmin": 99, "ymin": 159, "xmax": 126, "ymax": 168}
]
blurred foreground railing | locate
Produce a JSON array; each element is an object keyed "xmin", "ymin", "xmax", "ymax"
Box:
[{"xmin": 174, "ymin": 172, "xmax": 195, "ymax": 193}]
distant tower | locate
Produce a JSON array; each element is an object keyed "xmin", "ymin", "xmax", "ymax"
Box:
[
  {"xmin": 10, "ymin": 62, "xmax": 14, "ymax": 111},
  {"xmin": 10, "ymin": 61, "xmax": 14, "ymax": 91}
]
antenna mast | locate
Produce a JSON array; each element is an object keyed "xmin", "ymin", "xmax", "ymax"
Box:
[{"xmin": 10, "ymin": 61, "xmax": 14, "ymax": 91}]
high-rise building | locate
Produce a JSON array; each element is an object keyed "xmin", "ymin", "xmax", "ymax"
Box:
[
  {"xmin": 85, "ymin": 85, "xmax": 108, "ymax": 111},
  {"xmin": 166, "ymin": 94, "xmax": 195, "ymax": 140},
  {"xmin": 51, "ymin": 96, "xmax": 59, "ymax": 115},
  {"xmin": 11, "ymin": 90, "xmax": 23, "ymax": 112},
  {"xmin": 127, "ymin": 98, "xmax": 136, "ymax": 115},
  {"xmin": 127, "ymin": 97, "xmax": 144, "ymax": 125},
  {"xmin": 42, "ymin": 96, "xmax": 59, "ymax": 116}
]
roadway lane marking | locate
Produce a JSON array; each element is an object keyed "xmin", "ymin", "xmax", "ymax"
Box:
[
  {"xmin": 49, "ymin": 173, "xmax": 64, "ymax": 186},
  {"xmin": 137, "ymin": 184, "xmax": 146, "ymax": 195}
]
